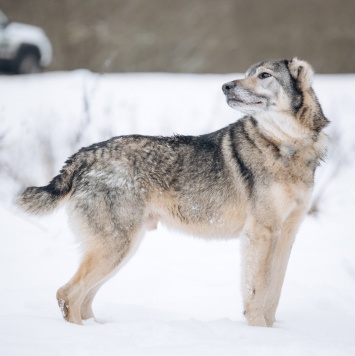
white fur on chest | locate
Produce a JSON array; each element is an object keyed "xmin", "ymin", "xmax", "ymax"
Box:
[{"xmin": 256, "ymin": 112, "xmax": 309, "ymax": 142}]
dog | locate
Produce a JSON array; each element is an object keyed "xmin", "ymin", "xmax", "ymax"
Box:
[{"xmin": 16, "ymin": 58, "xmax": 329, "ymax": 327}]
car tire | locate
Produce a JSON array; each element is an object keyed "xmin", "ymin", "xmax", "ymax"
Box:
[{"xmin": 13, "ymin": 47, "xmax": 42, "ymax": 74}]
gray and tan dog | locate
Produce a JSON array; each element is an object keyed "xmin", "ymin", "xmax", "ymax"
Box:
[{"xmin": 16, "ymin": 58, "xmax": 329, "ymax": 327}]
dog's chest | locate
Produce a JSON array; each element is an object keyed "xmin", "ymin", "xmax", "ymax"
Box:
[
  {"xmin": 270, "ymin": 144, "xmax": 317, "ymax": 185},
  {"xmin": 265, "ymin": 179, "xmax": 312, "ymax": 223}
]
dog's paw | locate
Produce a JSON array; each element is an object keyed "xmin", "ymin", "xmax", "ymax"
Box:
[
  {"xmin": 248, "ymin": 316, "xmax": 268, "ymax": 327},
  {"xmin": 82, "ymin": 318, "xmax": 97, "ymax": 326},
  {"xmin": 264, "ymin": 315, "xmax": 275, "ymax": 327},
  {"xmin": 245, "ymin": 312, "xmax": 268, "ymax": 327}
]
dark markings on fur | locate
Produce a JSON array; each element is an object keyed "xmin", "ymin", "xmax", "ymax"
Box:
[
  {"xmin": 247, "ymin": 117, "xmax": 280, "ymax": 156},
  {"xmin": 284, "ymin": 59, "xmax": 304, "ymax": 113},
  {"xmin": 250, "ymin": 116, "xmax": 258, "ymax": 127},
  {"xmin": 243, "ymin": 117, "xmax": 281, "ymax": 159},
  {"xmin": 240, "ymin": 119, "xmax": 263, "ymax": 154},
  {"xmin": 308, "ymin": 89, "xmax": 330, "ymax": 133},
  {"xmin": 258, "ymin": 130, "xmax": 281, "ymax": 157},
  {"xmin": 298, "ymin": 106, "xmax": 309, "ymax": 124},
  {"xmin": 79, "ymin": 137, "xmax": 114, "ymax": 153},
  {"xmin": 229, "ymin": 127, "xmax": 254, "ymax": 194},
  {"xmin": 314, "ymin": 112, "xmax": 329, "ymax": 133},
  {"xmin": 176, "ymin": 204, "xmax": 188, "ymax": 223},
  {"xmin": 267, "ymin": 59, "xmax": 303, "ymax": 113},
  {"xmin": 170, "ymin": 131, "xmax": 225, "ymax": 181}
]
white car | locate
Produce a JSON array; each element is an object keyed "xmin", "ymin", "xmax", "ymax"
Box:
[{"xmin": 0, "ymin": 10, "xmax": 52, "ymax": 74}]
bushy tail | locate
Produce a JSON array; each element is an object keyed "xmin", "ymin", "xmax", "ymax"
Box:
[{"xmin": 16, "ymin": 156, "xmax": 82, "ymax": 215}]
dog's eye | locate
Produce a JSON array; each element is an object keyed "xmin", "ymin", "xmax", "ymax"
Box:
[{"xmin": 258, "ymin": 72, "xmax": 271, "ymax": 79}]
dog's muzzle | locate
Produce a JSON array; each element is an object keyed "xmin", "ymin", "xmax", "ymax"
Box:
[
  {"xmin": 222, "ymin": 81, "xmax": 242, "ymax": 106},
  {"xmin": 222, "ymin": 81, "xmax": 237, "ymax": 95}
]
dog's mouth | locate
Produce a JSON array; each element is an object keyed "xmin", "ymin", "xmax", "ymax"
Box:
[{"xmin": 227, "ymin": 97, "xmax": 264, "ymax": 106}]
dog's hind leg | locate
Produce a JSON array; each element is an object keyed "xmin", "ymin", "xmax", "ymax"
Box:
[
  {"xmin": 56, "ymin": 235, "xmax": 136, "ymax": 325},
  {"xmin": 80, "ymin": 281, "xmax": 104, "ymax": 321},
  {"xmin": 263, "ymin": 208, "xmax": 305, "ymax": 326}
]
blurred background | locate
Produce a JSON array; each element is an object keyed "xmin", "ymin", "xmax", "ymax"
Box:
[
  {"xmin": 1, "ymin": 2, "xmax": 355, "ymax": 354},
  {"xmin": 1, "ymin": 0, "xmax": 355, "ymax": 73}
]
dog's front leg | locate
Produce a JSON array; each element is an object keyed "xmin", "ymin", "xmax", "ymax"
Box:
[
  {"xmin": 241, "ymin": 222, "xmax": 278, "ymax": 327},
  {"xmin": 263, "ymin": 208, "xmax": 306, "ymax": 326}
]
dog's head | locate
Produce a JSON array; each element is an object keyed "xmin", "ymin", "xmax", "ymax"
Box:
[
  {"xmin": 222, "ymin": 58, "xmax": 329, "ymax": 138},
  {"xmin": 222, "ymin": 58, "xmax": 313, "ymax": 116}
]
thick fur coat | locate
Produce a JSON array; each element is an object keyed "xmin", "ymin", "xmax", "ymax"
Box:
[{"xmin": 17, "ymin": 58, "xmax": 329, "ymax": 327}]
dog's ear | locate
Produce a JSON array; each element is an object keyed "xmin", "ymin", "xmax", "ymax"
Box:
[{"xmin": 288, "ymin": 58, "xmax": 314, "ymax": 90}]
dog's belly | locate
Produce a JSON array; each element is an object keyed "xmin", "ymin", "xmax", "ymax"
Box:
[
  {"xmin": 145, "ymin": 202, "xmax": 246, "ymax": 239},
  {"xmin": 162, "ymin": 218, "xmax": 245, "ymax": 239}
]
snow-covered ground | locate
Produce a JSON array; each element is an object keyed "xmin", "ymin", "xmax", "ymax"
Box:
[{"xmin": 0, "ymin": 71, "xmax": 354, "ymax": 355}]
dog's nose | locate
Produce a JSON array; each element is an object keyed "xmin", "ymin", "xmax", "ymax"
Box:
[{"xmin": 222, "ymin": 81, "xmax": 236, "ymax": 94}]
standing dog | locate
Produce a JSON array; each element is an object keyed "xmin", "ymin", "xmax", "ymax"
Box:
[{"xmin": 16, "ymin": 58, "xmax": 329, "ymax": 327}]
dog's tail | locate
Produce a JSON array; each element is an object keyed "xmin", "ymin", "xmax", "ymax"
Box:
[{"xmin": 16, "ymin": 155, "xmax": 84, "ymax": 215}]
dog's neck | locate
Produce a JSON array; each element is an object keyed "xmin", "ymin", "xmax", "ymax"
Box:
[
  {"xmin": 254, "ymin": 111, "xmax": 311, "ymax": 146},
  {"xmin": 250, "ymin": 111, "xmax": 328, "ymax": 167}
]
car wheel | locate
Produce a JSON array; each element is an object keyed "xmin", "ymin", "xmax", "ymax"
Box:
[
  {"xmin": 14, "ymin": 48, "xmax": 42, "ymax": 74},
  {"xmin": 18, "ymin": 53, "xmax": 41, "ymax": 74}
]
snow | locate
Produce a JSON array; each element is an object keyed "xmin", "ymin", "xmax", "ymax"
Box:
[{"xmin": 0, "ymin": 71, "xmax": 355, "ymax": 355}]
